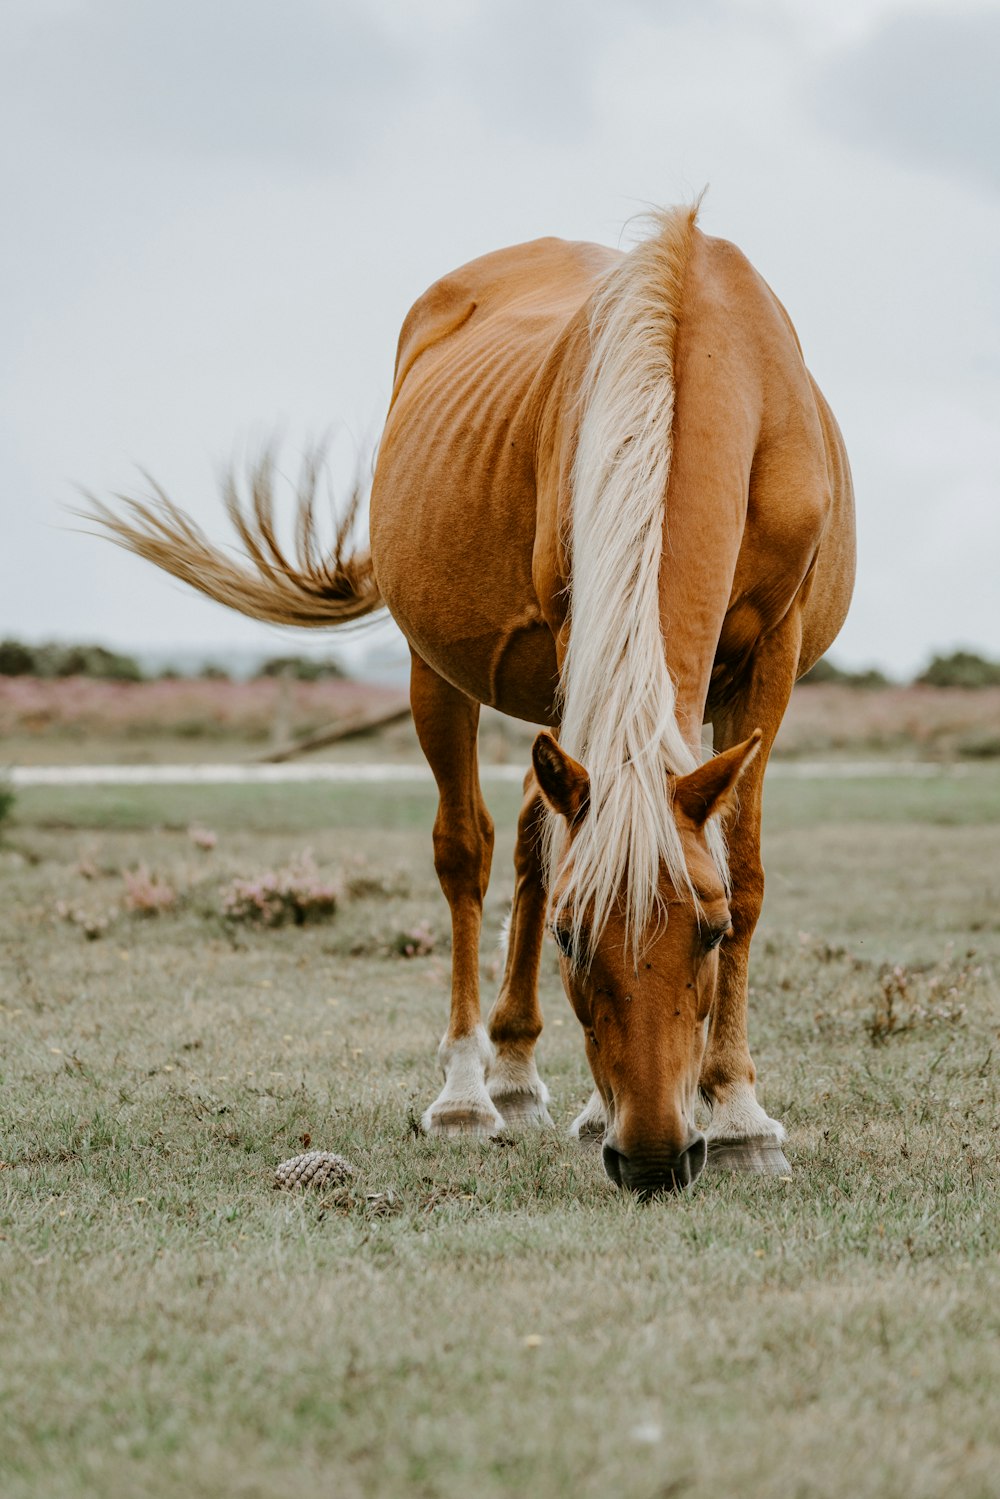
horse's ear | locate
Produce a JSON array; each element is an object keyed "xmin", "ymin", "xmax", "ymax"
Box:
[
  {"xmin": 673, "ymin": 730, "xmax": 762, "ymax": 826},
  {"xmin": 532, "ymin": 732, "xmax": 590, "ymax": 824}
]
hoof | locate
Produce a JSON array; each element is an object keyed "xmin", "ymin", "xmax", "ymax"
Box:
[
  {"xmin": 706, "ymin": 1135, "xmax": 791, "ymax": 1174},
  {"xmin": 492, "ymin": 1090, "xmax": 555, "ymax": 1129},
  {"xmin": 569, "ymin": 1089, "xmax": 607, "ymax": 1143},
  {"xmin": 421, "ymin": 1103, "xmax": 504, "ymax": 1138}
]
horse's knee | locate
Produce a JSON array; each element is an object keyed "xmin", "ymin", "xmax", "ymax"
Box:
[
  {"xmin": 432, "ymin": 812, "xmax": 494, "ymax": 901},
  {"xmin": 730, "ymin": 861, "xmax": 764, "ymax": 940}
]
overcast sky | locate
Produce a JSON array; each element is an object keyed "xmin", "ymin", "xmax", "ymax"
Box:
[{"xmin": 2, "ymin": 0, "xmax": 998, "ymax": 677}]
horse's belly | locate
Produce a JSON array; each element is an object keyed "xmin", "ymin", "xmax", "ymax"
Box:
[
  {"xmin": 371, "ymin": 466, "xmax": 559, "ymax": 725},
  {"xmin": 377, "ymin": 554, "xmax": 559, "ymax": 724},
  {"xmin": 413, "ymin": 615, "xmax": 558, "ymax": 726}
]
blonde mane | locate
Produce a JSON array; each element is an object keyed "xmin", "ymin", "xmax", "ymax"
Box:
[{"xmin": 548, "ymin": 202, "xmax": 728, "ymax": 963}]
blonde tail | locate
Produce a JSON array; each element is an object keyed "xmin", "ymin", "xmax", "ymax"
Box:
[{"xmin": 84, "ymin": 448, "xmax": 383, "ymax": 628}]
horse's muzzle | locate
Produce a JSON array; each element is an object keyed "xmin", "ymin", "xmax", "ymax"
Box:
[{"xmin": 602, "ymin": 1132, "xmax": 707, "ymax": 1197}]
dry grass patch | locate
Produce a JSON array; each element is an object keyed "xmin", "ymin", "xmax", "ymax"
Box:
[{"xmin": 2, "ymin": 773, "xmax": 999, "ymax": 1498}]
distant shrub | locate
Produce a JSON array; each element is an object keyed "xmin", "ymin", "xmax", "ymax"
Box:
[
  {"xmin": 188, "ymin": 824, "xmax": 218, "ymax": 851},
  {"xmin": 257, "ymin": 654, "xmax": 346, "ymax": 682},
  {"xmin": 954, "ymin": 728, "xmax": 1000, "ymax": 759},
  {"xmin": 0, "ymin": 640, "xmax": 35, "ymax": 675},
  {"xmin": 221, "ymin": 851, "xmax": 340, "ymax": 927},
  {"xmin": 866, "ymin": 957, "xmax": 973, "ymax": 1045},
  {"xmin": 846, "ymin": 667, "xmax": 890, "ymax": 689},
  {"xmin": 915, "ymin": 650, "xmax": 1000, "ymax": 689},
  {"xmin": 799, "ymin": 656, "xmax": 890, "ymax": 688},
  {"xmin": 392, "ymin": 920, "xmax": 436, "ymax": 958},
  {"xmin": 52, "ymin": 645, "xmax": 143, "ymax": 681},
  {"xmin": 55, "ymin": 900, "xmax": 112, "ymax": 940},
  {"xmin": 198, "ymin": 663, "xmax": 231, "ymax": 681},
  {"xmin": 122, "ymin": 865, "xmax": 176, "ymax": 916},
  {"xmin": 0, "ymin": 638, "xmax": 144, "ymax": 681}
]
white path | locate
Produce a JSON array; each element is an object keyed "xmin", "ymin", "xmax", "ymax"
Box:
[{"xmin": 8, "ymin": 760, "xmax": 974, "ymax": 788}]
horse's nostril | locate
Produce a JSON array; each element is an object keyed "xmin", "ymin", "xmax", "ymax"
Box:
[
  {"xmin": 681, "ymin": 1132, "xmax": 707, "ymax": 1185},
  {"xmin": 601, "ymin": 1141, "xmax": 625, "ymax": 1186}
]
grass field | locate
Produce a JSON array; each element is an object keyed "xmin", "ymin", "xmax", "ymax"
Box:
[{"xmin": 2, "ymin": 769, "xmax": 999, "ymax": 1498}]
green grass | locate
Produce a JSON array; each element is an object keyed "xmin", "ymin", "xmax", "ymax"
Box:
[
  {"xmin": 2, "ymin": 771, "xmax": 999, "ymax": 1498},
  {"xmin": 11, "ymin": 778, "xmax": 450, "ymax": 834},
  {"xmin": 761, "ymin": 765, "xmax": 1000, "ymax": 829},
  {"xmin": 13, "ymin": 762, "xmax": 1000, "ymax": 837}
]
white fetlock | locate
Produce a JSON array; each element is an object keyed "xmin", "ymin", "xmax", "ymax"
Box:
[
  {"xmin": 488, "ymin": 1053, "xmax": 554, "ymax": 1128},
  {"xmin": 569, "ymin": 1088, "xmax": 608, "ymax": 1142},
  {"xmin": 422, "ymin": 1026, "xmax": 505, "ymax": 1138},
  {"xmin": 705, "ymin": 1083, "xmax": 786, "ymax": 1145},
  {"xmin": 704, "ymin": 1084, "xmax": 790, "ymax": 1173}
]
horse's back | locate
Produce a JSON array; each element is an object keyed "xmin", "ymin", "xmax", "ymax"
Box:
[
  {"xmin": 371, "ymin": 237, "xmax": 614, "ymax": 718},
  {"xmin": 389, "ymin": 236, "xmax": 615, "ymax": 406}
]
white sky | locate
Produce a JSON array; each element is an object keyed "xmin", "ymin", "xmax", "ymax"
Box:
[{"xmin": 2, "ymin": 0, "xmax": 998, "ymax": 677}]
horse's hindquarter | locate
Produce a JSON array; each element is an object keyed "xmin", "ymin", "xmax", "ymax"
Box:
[
  {"xmin": 370, "ymin": 238, "xmax": 615, "ymax": 723},
  {"xmin": 666, "ymin": 232, "xmax": 855, "ymax": 726},
  {"xmin": 797, "ymin": 375, "xmax": 856, "ymax": 675}
]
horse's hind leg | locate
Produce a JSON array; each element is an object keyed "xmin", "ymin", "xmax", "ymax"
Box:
[
  {"xmin": 702, "ymin": 622, "xmax": 799, "ymax": 1174},
  {"xmin": 410, "ymin": 653, "xmax": 504, "ymax": 1137},
  {"xmin": 486, "ymin": 776, "xmax": 554, "ymax": 1128}
]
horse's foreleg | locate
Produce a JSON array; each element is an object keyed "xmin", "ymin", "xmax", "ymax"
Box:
[
  {"xmin": 411, "ymin": 654, "xmax": 502, "ymax": 1137},
  {"xmin": 702, "ymin": 622, "xmax": 801, "ymax": 1173},
  {"xmin": 486, "ymin": 777, "xmax": 554, "ymax": 1128}
]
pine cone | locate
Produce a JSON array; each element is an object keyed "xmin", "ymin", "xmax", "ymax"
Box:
[{"xmin": 274, "ymin": 1150, "xmax": 354, "ymax": 1191}]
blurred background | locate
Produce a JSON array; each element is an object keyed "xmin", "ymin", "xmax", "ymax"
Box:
[{"xmin": 2, "ymin": 0, "xmax": 998, "ymax": 758}]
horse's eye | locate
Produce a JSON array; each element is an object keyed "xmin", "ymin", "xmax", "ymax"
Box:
[
  {"xmin": 552, "ymin": 923, "xmax": 576, "ymax": 960},
  {"xmin": 704, "ymin": 924, "xmax": 731, "ymax": 952}
]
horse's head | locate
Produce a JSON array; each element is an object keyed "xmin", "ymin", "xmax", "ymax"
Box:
[{"xmin": 532, "ymin": 729, "xmax": 761, "ymax": 1197}]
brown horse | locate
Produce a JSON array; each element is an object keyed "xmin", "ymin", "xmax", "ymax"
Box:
[{"xmin": 92, "ymin": 202, "xmax": 855, "ymax": 1196}]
